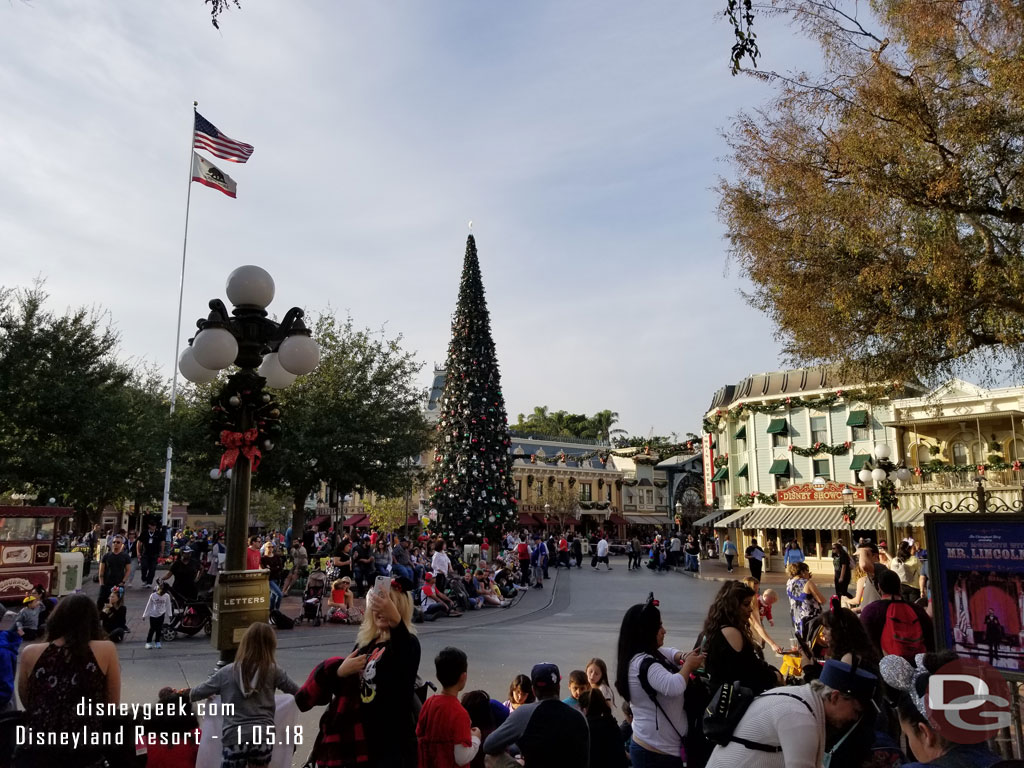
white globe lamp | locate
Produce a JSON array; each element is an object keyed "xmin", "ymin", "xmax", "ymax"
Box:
[
  {"xmin": 210, "ymin": 468, "xmax": 222, "ymax": 480},
  {"xmin": 226, "ymin": 265, "xmax": 275, "ymax": 309},
  {"xmin": 871, "ymin": 467, "xmax": 888, "ymax": 483},
  {"xmin": 858, "ymin": 468, "xmax": 873, "ymax": 484},
  {"xmin": 895, "ymin": 467, "xmax": 912, "ymax": 483},
  {"xmin": 178, "ymin": 347, "xmax": 218, "ymax": 384},
  {"xmin": 191, "ymin": 327, "xmax": 238, "ymax": 370},
  {"xmin": 257, "ymin": 352, "xmax": 297, "ymax": 388},
  {"xmin": 278, "ymin": 333, "xmax": 320, "ymax": 375},
  {"xmin": 873, "ymin": 444, "xmax": 891, "ymax": 461}
]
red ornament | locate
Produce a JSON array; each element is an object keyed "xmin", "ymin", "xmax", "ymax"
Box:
[{"xmin": 788, "ymin": 445, "xmax": 794, "ymax": 452}]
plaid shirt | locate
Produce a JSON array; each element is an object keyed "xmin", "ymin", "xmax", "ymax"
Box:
[{"xmin": 295, "ymin": 655, "xmax": 369, "ymax": 767}]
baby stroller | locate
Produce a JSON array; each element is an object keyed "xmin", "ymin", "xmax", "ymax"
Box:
[
  {"xmin": 298, "ymin": 569, "xmax": 327, "ymax": 626},
  {"xmin": 162, "ymin": 584, "xmax": 214, "ymax": 641}
]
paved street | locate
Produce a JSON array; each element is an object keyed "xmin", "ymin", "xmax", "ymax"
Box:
[{"xmin": 90, "ymin": 555, "xmax": 803, "ymax": 766}]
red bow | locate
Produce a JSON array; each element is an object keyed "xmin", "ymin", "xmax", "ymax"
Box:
[{"xmin": 220, "ymin": 429, "xmax": 262, "ymax": 473}]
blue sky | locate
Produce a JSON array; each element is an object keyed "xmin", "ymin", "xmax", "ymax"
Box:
[{"xmin": 1, "ymin": 2, "xmax": 819, "ymax": 437}]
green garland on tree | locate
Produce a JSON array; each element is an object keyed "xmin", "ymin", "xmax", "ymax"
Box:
[{"xmin": 429, "ymin": 236, "xmax": 517, "ymax": 541}]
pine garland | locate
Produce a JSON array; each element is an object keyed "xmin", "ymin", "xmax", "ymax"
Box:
[
  {"xmin": 703, "ymin": 385, "xmax": 905, "ymax": 434},
  {"xmin": 788, "ymin": 441, "xmax": 851, "ymax": 457}
]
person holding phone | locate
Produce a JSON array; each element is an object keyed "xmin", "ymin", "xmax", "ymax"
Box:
[{"xmin": 614, "ymin": 594, "xmax": 704, "ymax": 768}]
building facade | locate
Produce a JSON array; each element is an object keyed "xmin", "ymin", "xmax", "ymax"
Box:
[{"xmin": 701, "ymin": 369, "xmax": 1024, "ymax": 573}]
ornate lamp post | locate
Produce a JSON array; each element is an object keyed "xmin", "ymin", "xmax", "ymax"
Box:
[
  {"xmin": 178, "ymin": 266, "xmax": 319, "ymax": 661},
  {"xmin": 857, "ymin": 443, "xmax": 911, "ymax": 554},
  {"xmin": 674, "ymin": 501, "xmax": 683, "ymax": 534}
]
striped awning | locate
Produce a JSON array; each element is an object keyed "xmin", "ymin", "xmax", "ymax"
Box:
[
  {"xmin": 715, "ymin": 509, "xmax": 750, "ymax": 528},
  {"xmin": 624, "ymin": 514, "xmax": 673, "ymax": 525},
  {"xmin": 729, "ymin": 505, "xmax": 884, "ymax": 530},
  {"xmin": 893, "ymin": 506, "xmax": 925, "ymax": 525},
  {"xmin": 693, "ymin": 509, "xmax": 731, "ymax": 527}
]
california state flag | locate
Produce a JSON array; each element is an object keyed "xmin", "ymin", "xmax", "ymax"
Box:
[{"xmin": 191, "ymin": 152, "xmax": 237, "ymax": 198}]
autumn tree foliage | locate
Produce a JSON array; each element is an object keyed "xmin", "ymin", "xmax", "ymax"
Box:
[{"xmin": 719, "ymin": 1, "xmax": 1024, "ymax": 384}]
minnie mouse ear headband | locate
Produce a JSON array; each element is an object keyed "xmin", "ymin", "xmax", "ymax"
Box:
[
  {"xmin": 391, "ymin": 576, "xmax": 414, "ymax": 594},
  {"xmin": 643, "ymin": 592, "xmax": 659, "ymax": 609},
  {"xmin": 880, "ymin": 653, "xmax": 930, "ymax": 723}
]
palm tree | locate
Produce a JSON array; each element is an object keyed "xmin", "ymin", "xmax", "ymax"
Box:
[{"xmin": 591, "ymin": 410, "xmax": 625, "ymax": 442}]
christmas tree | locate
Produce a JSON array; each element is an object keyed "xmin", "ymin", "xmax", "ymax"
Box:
[{"xmin": 430, "ymin": 235, "xmax": 517, "ymax": 541}]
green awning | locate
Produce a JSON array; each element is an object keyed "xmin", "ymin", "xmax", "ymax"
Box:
[
  {"xmin": 711, "ymin": 467, "xmax": 729, "ymax": 482},
  {"xmin": 769, "ymin": 459, "xmax": 791, "ymax": 475},
  {"xmin": 849, "ymin": 454, "xmax": 872, "ymax": 471},
  {"xmin": 846, "ymin": 410, "xmax": 868, "ymax": 427},
  {"xmin": 737, "ymin": 464, "xmax": 749, "ymax": 478},
  {"xmin": 735, "ymin": 425, "xmax": 746, "ymax": 441},
  {"xmin": 767, "ymin": 419, "xmax": 788, "ymax": 435}
]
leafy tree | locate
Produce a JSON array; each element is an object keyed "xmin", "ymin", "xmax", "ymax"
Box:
[
  {"xmin": 363, "ymin": 495, "xmax": 410, "ymax": 533},
  {"xmin": 254, "ymin": 313, "xmax": 430, "ymax": 539},
  {"xmin": 719, "ymin": 0, "xmax": 1024, "ymax": 385},
  {"xmin": 540, "ymin": 482, "xmax": 580, "ymax": 530},
  {"xmin": 168, "ymin": 379, "xmax": 232, "ymax": 514},
  {"xmin": 0, "ymin": 285, "xmax": 171, "ymax": 527}
]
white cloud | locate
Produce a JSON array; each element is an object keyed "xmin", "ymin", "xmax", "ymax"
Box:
[{"xmin": 0, "ymin": 0, "xmax": 818, "ymax": 436}]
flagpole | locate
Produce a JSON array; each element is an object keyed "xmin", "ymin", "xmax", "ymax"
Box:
[{"xmin": 161, "ymin": 101, "xmax": 198, "ymax": 529}]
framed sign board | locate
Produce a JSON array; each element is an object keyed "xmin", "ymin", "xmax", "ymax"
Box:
[{"xmin": 924, "ymin": 513, "xmax": 1024, "ymax": 682}]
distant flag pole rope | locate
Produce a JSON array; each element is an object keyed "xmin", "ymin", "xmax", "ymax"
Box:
[{"xmin": 161, "ymin": 101, "xmax": 200, "ymax": 529}]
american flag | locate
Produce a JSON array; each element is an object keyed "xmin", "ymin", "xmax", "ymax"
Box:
[{"xmin": 193, "ymin": 112, "xmax": 254, "ymax": 163}]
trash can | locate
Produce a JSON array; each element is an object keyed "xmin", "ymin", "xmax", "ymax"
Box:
[
  {"xmin": 72, "ymin": 546, "xmax": 92, "ymax": 577},
  {"xmin": 212, "ymin": 569, "xmax": 270, "ymax": 652},
  {"xmin": 54, "ymin": 551, "xmax": 84, "ymax": 596},
  {"xmin": 581, "ymin": 540, "xmax": 591, "ymax": 555}
]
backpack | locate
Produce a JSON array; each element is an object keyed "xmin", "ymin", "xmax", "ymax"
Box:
[
  {"xmin": 639, "ymin": 654, "xmax": 714, "ymax": 768},
  {"xmin": 516, "ymin": 542, "xmax": 529, "ymax": 559},
  {"xmin": 704, "ymin": 686, "xmax": 812, "ymax": 752},
  {"xmin": 880, "ymin": 600, "xmax": 926, "ymax": 659}
]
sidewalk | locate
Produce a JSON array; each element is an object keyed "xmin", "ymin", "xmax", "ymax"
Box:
[{"xmin": 676, "ymin": 555, "xmax": 791, "ymax": 588}]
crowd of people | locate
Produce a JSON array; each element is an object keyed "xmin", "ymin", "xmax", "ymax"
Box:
[{"xmin": 2, "ymin": 521, "xmax": 1011, "ymax": 768}]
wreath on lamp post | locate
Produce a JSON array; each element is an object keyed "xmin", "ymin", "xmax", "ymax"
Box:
[{"xmin": 841, "ymin": 504, "xmax": 857, "ymax": 526}]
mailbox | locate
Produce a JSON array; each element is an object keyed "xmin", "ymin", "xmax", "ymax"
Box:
[{"xmin": 212, "ymin": 569, "xmax": 270, "ymax": 651}]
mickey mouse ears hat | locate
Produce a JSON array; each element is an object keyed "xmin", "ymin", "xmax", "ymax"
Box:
[
  {"xmin": 820, "ymin": 659, "xmax": 878, "ymax": 707},
  {"xmin": 531, "ymin": 662, "xmax": 560, "ymax": 692}
]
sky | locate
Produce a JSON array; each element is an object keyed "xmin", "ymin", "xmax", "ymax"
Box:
[{"xmin": 1, "ymin": 1, "xmax": 821, "ymax": 438}]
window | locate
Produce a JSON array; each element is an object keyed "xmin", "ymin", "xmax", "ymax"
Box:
[
  {"xmin": 852, "ymin": 425, "xmax": 870, "ymax": 442},
  {"xmin": 812, "ymin": 458, "xmax": 831, "ymax": 480},
  {"xmin": 645, "ymin": 490, "xmax": 654, "ymax": 505},
  {"xmin": 558, "ymin": 481, "xmax": 564, "ymax": 492},
  {"xmin": 536, "ymin": 483, "xmax": 543, "ymax": 498},
  {"xmin": 970, "ymin": 442, "xmax": 985, "ymax": 465},
  {"xmin": 1010, "ymin": 439, "xmax": 1024, "ymax": 461},
  {"xmin": 810, "ymin": 416, "xmax": 828, "ymax": 444},
  {"xmin": 916, "ymin": 445, "xmax": 931, "ymax": 467},
  {"xmin": 580, "ymin": 483, "xmax": 592, "ymax": 501},
  {"xmin": 952, "ymin": 442, "xmax": 969, "ymax": 465},
  {"xmin": 515, "ymin": 481, "xmax": 522, "ymax": 500},
  {"xmin": 820, "ymin": 528, "xmax": 832, "ymax": 555},
  {"xmin": 801, "ymin": 530, "xmax": 818, "ymax": 557},
  {"xmin": 775, "ymin": 474, "xmax": 791, "ymax": 490},
  {"xmin": 772, "ymin": 432, "xmax": 789, "ymax": 448}
]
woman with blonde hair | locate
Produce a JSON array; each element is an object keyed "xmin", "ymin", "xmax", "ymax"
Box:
[
  {"xmin": 297, "ymin": 575, "xmax": 421, "ymax": 768},
  {"xmin": 188, "ymin": 621, "xmax": 299, "ymax": 768}
]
